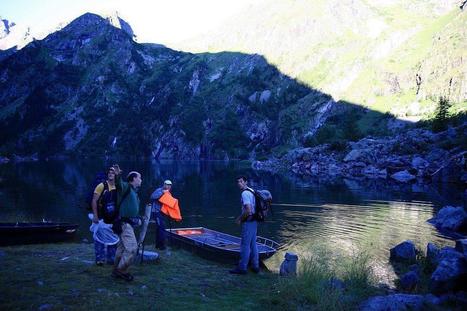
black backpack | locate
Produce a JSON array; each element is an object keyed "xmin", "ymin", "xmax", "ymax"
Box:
[
  {"xmin": 98, "ymin": 183, "xmax": 118, "ymax": 224},
  {"xmin": 243, "ymin": 188, "xmax": 273, "ymax": 222},
  {"xmin": 85, "ymin": 172, "xmax": 106, "ymax": 211}
]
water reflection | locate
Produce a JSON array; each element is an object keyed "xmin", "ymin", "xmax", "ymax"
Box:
[{"xmin": 0, "ymin": 160, "xmax": 460, "ymax": 284}]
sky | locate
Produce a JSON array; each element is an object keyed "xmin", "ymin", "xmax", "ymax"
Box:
[{"xmin": 1, "ymin": 0, "xmax": 258, "ymax": 45}]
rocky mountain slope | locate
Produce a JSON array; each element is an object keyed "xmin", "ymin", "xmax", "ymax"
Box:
[
  {"xmin": 0, "ymin": 1, "xmax": 465, "ymax": 162},
  {"xmin": 0, "ymin": 13, "xmax": 336, "ymax": 159}
]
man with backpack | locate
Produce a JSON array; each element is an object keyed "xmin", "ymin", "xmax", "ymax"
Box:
[
  {"xmin": 91, "ymin": 167, "xmax": 118, "ymax": 266},
  {"xmin": 111, "ymin": 164, "xmax": 142, "ymax": 282},
  {"xmin": 229, "ymin": 176, "xmax": 260, "ymax": 275}
]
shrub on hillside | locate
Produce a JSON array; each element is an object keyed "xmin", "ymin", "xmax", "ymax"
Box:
[{"xmin": 432, "ymin": 96, "xmax": 452, "ymax": 132}]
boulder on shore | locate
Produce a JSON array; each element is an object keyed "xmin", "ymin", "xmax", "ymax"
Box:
[
  {"xmin": 360, "ymin": 294, "xmax": 424, "ymax": 311},
  {"xmin": 400, "ymin": 270, "xmax": 420, "ymax": 291},
  {"xmin": 428, "ymin": 206, "xmax": 467, "ymax": 232},
  {"xmin": 430, "ymin": 247, "xmax": 467, "ymax": 294},
  {"xmin": 390, "ymin": 240, "xmax": 417, "ymax": 263}
]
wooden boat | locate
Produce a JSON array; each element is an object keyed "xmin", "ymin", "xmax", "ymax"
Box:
[
  {"xmin": 166, "ymin": 227, "xmax": 280, "ymax": 264},
  {"xmin": 0, "ymin": 222, "xmax": 79, "ymax": 246}
]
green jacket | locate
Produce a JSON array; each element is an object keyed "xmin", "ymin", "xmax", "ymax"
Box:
[{"xmin": 116, "ymin": 175, "xmax": 140, "ymax": 218}]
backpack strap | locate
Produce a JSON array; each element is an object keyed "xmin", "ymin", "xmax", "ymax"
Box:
[
  {"xmin": 96, "ymin": 181, "xmax": 109, "ymax": 205},
  {"xmin": 241, "ymin": 188, "xmax": 257, "ymax": 220}
]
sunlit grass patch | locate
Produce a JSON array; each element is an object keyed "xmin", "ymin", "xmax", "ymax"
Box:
[{"xmin": 269, "ymin": 245, "xmax": 378, "ymax": 310}]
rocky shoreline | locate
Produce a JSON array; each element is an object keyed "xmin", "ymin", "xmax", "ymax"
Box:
[
  {"xmin": 253, "ymin": 122, "xmax": 467, "ymax": 186},
  {"xmin": 360, "ymin": 205, "xmax": 467, "ymax": 310}
]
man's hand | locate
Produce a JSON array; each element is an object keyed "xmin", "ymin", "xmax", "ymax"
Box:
[
  {"xmin": 112, "ymin": 164, "xmax": 122, "ymax": 175},
  {"xmin": 235, "ymin": 216, "xmax": 242, "ymax": 225},
  {"xmin": 92, "ymin": 214, "xmax": 99, "ymax": 224}
]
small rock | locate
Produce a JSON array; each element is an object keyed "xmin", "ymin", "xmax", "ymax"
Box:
[
  {"xmin": 423, "ymin": 294, "xmax": 441, "ymax": 305},
  {"xmin": 411, "ymin": 157, "xmax": 428, "ymax": 169},
  {"xmin": 141, "ymin": 285, "xmax": 147, "ymax": 290},
  {"xmin": 390, "ymin": 170, "xmax": 416, "ymax": 183},
  {"xmin": 426, "ymin": 243, "xmax": 439, "ymax": 265},
  {"xmin": 328, "ymin": 277, "xmax": 345, "ymax": 290},
  {"xmin": 400, "ymin": 271, "xmax": 419, "ymax": 291},
  {"xmin": 390, "ymin": 240, "xmax": 417, "ymax": 263},
  {"xmin": 425, "ymin": 147, "xmax": 445, "ymax": 161},
  {"xmin": 344, "ymin": 149, "xmax": 368, "ymax": 162},
  {"xmin": 82, "ymin": 238, "xmax": 89, "ymax": 243},
  {"xmin": 37, "ymin": 280, "xmax": 44, "ymax": 286},
  {"xmin": 455, "ymin": 239, "xmax": 467, "ymax": 257},
  {"xmin": 38, "ymin": 304, "xmax": 53, "ymax": 311}
]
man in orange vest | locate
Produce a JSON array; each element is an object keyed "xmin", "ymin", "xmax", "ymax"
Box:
[{"xmin": 150, "ymin": 180, "xmax": 172, "ymax": 250}]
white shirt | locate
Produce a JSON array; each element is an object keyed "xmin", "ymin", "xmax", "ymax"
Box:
[{"xmin": 241, "ymin": 188, "xmax": 256, "ymax": 215}]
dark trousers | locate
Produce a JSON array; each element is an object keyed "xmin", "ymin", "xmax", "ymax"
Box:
[
  {"xmin": 154, "ymin": 211, "xmax": 167, "ymax": 249},
  {"xmin": 94, "ymin": 240, "xmax": 116, "ymax": 264}
]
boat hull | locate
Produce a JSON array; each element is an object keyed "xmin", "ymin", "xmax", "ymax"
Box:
[
  {"xmin": 0, "ymin": 223, "xmax": 79, "ymax": 246},
  {"xmin": 166, "ymin": 227, "xmax": 278, "ymax": 265}
]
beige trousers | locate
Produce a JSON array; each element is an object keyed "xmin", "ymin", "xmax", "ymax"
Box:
[{"xmin": 114, "ymin": 223, "xmax": 138, "ymax": 272}]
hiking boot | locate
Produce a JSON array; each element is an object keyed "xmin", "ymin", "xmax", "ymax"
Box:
[
  {"xmin": 123, "ymin": 272, "xmax": 134, "ymax": 282},
  {"xmin": 111, "ymin": 269, "xmax": 134, "ymax": 282},
  {"xmin": 229, "ymin": 268, "xmax": 247, "ymax": 275},
  {"xmin": 96, "ymin": 261, "xmax": 105, "ymax": 266}
]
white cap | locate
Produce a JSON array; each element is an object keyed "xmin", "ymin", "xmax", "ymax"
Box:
[{"xmin": 164, "ymin": 180, "xmax": 172, "ymax": 185}]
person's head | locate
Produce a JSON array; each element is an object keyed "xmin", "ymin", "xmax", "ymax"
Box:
[
  {"xmin": 127, "ymin": 171, "xmax": 142, "ymax": 188},
  {"xmin": 107, "ymin": 167, "xmax": 116, "ymax": 181},
  {"xmin": 163, "ymin": 179, "xmax": 172, "ymax": 191},
  {"xmin": 236, "ymin": 176, "xmax": 248, "ymax": 190}
]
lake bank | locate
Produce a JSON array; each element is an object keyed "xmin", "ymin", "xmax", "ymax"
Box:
[
  {"xmin": 1, "ymin": 241, "xmax": 386, "ymax": 310},
  {"xmin": 0, "ymin": 243, "xmax": 278, "ymax": 310}
]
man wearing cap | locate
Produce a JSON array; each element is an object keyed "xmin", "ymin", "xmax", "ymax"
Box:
[{"xmin": 150, "ymin": 179, "xmax": 173, "ymax": 250}]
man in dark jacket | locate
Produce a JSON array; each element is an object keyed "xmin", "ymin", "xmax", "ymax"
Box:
[{"xmin": 111, "ymin": 165, "xmax": 142, "ymax": 282}]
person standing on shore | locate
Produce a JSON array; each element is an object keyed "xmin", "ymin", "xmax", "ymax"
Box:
[
  {"xmin": 111, "ymin": 164, "xmax": 142, "ymax": 282},
  {"xmin": 91, "ymin": 167, "xmax": 118, "ymax": 265},
  {"xmin": 150, "ymin": 180, "xmax": 173, "ymax": 250},
  {"xmin": 229, "ymin": 176, "xmax": 260, "ymax": 275}
]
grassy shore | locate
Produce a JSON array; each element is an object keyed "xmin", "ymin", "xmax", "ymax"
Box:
[{"xmin": 0, "ymin": 243, "xmax": 377, "ymax": 310}]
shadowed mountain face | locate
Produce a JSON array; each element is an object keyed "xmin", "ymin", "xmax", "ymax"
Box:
[{"xmin": 0, "ymin": 13, "xmax": 408, "ymax": 160}]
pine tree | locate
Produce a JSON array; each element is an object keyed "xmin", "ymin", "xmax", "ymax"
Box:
[{"xmin": 432, "ymin": 96, "xmax": 451, "ymax": 132}]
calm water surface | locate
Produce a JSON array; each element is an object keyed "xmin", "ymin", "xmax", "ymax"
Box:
[{"xmin": 0, "ymin": 160, "xmax": 462, "ymax": 284}]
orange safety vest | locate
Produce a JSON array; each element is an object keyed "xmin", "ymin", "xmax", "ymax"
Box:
[{"xmin": 158, "ymin": 191, "xmax": 182, "ymax": 222}]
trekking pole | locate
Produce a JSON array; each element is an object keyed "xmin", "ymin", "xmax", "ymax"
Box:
[{"xmin": 138, "ymin": 203, "xmax": 152, "ymax": 264}]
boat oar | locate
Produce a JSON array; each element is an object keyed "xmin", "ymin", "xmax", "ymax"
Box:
[{"xmin": 137, "ymin": 203, "xmax": 152, "ymax": 264}]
